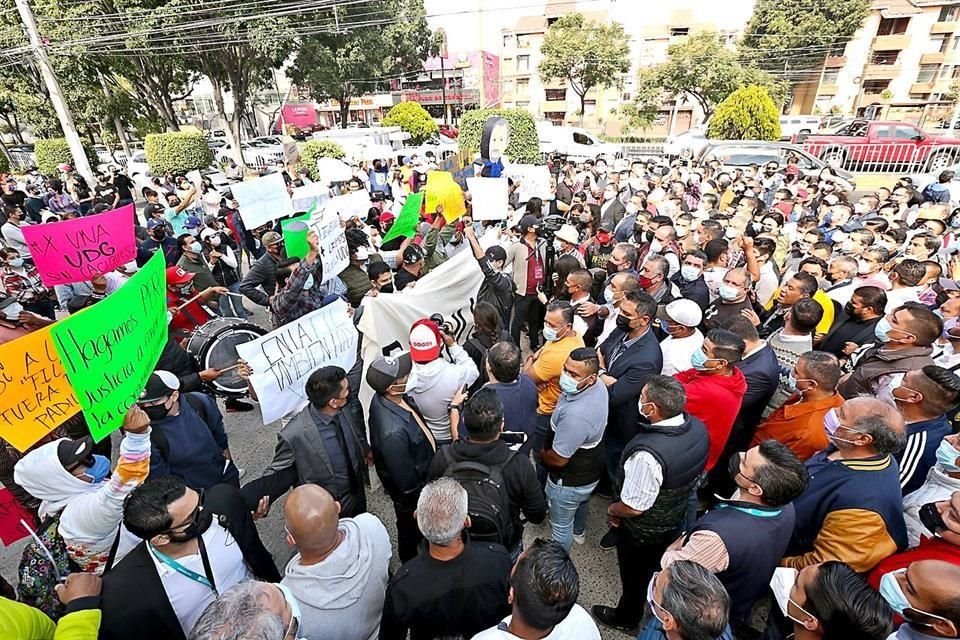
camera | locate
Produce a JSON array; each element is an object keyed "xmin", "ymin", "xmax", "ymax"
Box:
[
  {"xmin": 429, "ymin": 313, "xmax": 453, "ymax": 335},
  {"xmin": 536, "ymin": 214, "xmax": 566, "ymax": 241}
]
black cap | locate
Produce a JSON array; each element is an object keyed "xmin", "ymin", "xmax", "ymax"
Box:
[
  {"xmin": 57, "ymin": 437, "xmax": 95, "ymax": 471},
  {"xmin": 139, "ymin": 371, "xmax": 180, "ymax": 403},
  {"xmin": 518, "ymin": 215, "xmax": 540, "ymax": 233},
  {"xmin": 403, "ymin": 244, "xmax": 426, "ymax": 265},
  {"xmin": 484, "ymin": 245, "xmax": 507, "ymax": 262},
  {"xmin": 365, "ymin": 352, "xmax": 413, "ymax": 394},
  {"xmin": 598, "ymin": 220, "xmax": 614, "ymax": 233}
]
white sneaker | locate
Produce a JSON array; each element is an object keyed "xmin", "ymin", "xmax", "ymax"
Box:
[{"xmin": 573, "ymin": 533, "xmax": 586, "ymax": 545}]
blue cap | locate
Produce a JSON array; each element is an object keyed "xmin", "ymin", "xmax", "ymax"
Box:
[{"xmin": 183, "ymin": 215, "xmax": 202, "ymax": 229}]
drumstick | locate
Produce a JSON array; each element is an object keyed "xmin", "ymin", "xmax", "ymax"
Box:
[
  {"xmin": 173, "ymin": 291, "xmax": 206, "ymax": 311},
  {"xmin": 222, "ymin": 292, "xmax": 246, "ymax": 298},
  {"xmin": 218, "ymin": 362, "xmax": 245, "ymax": 374}
]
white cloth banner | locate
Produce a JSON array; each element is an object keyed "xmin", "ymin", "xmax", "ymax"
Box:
[
  {"xmin": 291, "ymin": 182, "xmax": 330, "ymax": 213},
  {"xmin": 466, "ymin": 177, "xmax": 509, "ymax": 220},
  {"xmin": 304, "ymin": 207, "xmax": 350, "ymax": 284},
  {"xmin": 236, "ymin": 299, "xmax": 358, "ymax": 424},
  {"xmin": 232, "ymin": 172, "xmax": 294, "ymax": 228},
  {"xmin": 504, "ymin": 164, "xmax": 553, "ymax": 203},
  {"xmin": 357, "ymin": 250, "xmax": 484, "ymax": 422},
  {"xmin": 325, "ymin": 191, "xmax": 373, "ymax": 221}
]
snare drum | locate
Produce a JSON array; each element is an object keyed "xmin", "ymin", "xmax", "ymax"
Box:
[{"xmin": 185, "ymin": 317, "xmax": 267, "ymax": 398}]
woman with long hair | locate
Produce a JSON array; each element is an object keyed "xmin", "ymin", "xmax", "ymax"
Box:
[{"xmin": 464, "ymin": 301, "xmax": 512, "ymax": 394}]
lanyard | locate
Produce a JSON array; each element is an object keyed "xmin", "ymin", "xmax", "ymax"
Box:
[{"xmin": 150, "ymin": 538, "xmax": 218, "ymax": 595}]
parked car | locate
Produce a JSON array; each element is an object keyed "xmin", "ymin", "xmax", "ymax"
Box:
[
  {"xmin": 438, "ymin": 124, "xmax": 459, "ymax": 138},
  {"xmin": 779, "ymin": 116, "xmax": 821, "ymax": 140},
  {"xmin": 663, "ymin": 127, "xmax": 709, "ymax": 160},
  {"xmin": 217, "ymin": 142, "xmax": 283, "ymax": 167},
  {"xmin": 696, "ymin": 141, "xmax": 857, "ymax": 189},
  {"xmin": 538, "ymin": 123, "xmax": 621, "ymax": 161},
  {"xmin": 800, "ymin": 119, "xmax": 960, "ymax": 173}
]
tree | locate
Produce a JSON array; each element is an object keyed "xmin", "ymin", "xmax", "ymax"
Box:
[
  {"xmin": 632, "ymin": 33, "xmax": 785, "ymax": 124},
  {"xmin": 741, "ymin": 0, "xmax": 870, "ymax": 75},
  {"xmin": 707, "ymin": 85, "xmax": 781, "ymax": 141},
  {"xmin": 289, "ymin": 0, "xmax": 440, "ymax": 130},
  {"xmin": 382, "ymin": 101, "xmax": 437, "ymax": 144},
  {"xmin": 537, "ymin": 13, "xmax": 630, "ymax": 118}
]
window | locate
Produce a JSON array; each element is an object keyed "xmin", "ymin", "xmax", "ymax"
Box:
[
  {"xmin": 544, "ymin": 111, "xmax": 565, "ymax": 125},
  {"xmin": 517, "ymin": 55, "xmax": 530, "ymax": 72},
  {"xmin": 670, "ymin": 27, "xmax": 689, "ymax": 37},
  {"xmin": 822, "ymin": 69, "xmax": 840, "ymax": 84},
  {"xmin": 940, "ymin": 5, "xmax": 959, "ymax": 21},
  {"xmin": 894, "ymin": 125, "xmax": 921, "ymax": 139},
  {"xmin": 910, "ymin": 92, "xmax": 931, "ymax": 100},
  {"xmin": 584, "ymin": 100, "xmax": 597, "ymax": 116},
  {"xmin": 621, "ymin": 91, "xmax": 632, "ymax": 101},
  {"xmin": 517, "ymin": 101, "xmax": 529, "ymax": 108},
  {"xmin": 503, "ymin": 34, "xmax": 514, "ymax": 48},
  {"xmin": 502, "ymin": 80, "xmax": 514, "ymax": 94},
  {"xmin": 871, "ymin": 50, "xmax": 899, "ymax": 65},
  {"xmin": 517, "ymin": 78, "xmax": 529, "ymax": 93},
  {"xmin": 545, "ymin": 88, "xmax": 566, "ymax": 101},
  {"xmin": 877, "ymin": 17, "xmax": 909, "ymax": 35},
  {"xmin": 572, "ymin": 132, "xmax": 594, "ymax": 145},
  {"xmin": 917, "ymin": 64, "xmax": 940, "ymax": 82},
  {"xmin": 953, "ymin": 36, "xmax": 960, "ymax": 51},
  {"xmin": 931, "ymin": 34, "xmax": 950, "ymax": 53},
  {"xmin": 517, "ymin": 34, "xmax": 531, "ymax": 48},
  {"xmin": 863, "ymin": 79, "xmax": 890, "ymax": 93},
  {"xmin": 547, "ymin": 16, "xmax": 559, "ymax": 26}
]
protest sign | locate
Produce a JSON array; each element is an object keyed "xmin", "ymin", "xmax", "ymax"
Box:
[
  {"xmin": 232, "ymin": 172, "xmax": 294, "ymax": 229},
  {"xmin": 0, "ymin": 488, "xmax": 37, "ymax": 545},
  {"xmin": 304, "ymin": 207, "xmax": 350, "ymax": 284},
  {"xmin": 236, "ymin": 299, "xmax": 358, "ymax": 424},
  {"xmin": 0, "ymin": 327, "xmax": 79, "ymax": 452},
  {"xmin": 324, "ymin": 190, "xmax": 372, "ymax": 221},
  {"xmin": 22, "ymin": 205, "xmax": 137, "ymax": 287},
  {"xmin": 291, "ymin": 182, "xmax": 330, "ymax": 213},
  {"xmin": 466, "ymin": 177, "xmax": 509, "ymax": 220},
  {"xmin": 187, "ymin": 170, "xmax": 204, "ymax": 195},
  {"xmin": 425, "ymin": 171, "xmax": 466, "ymax": 222},
  {"xmin": 50, "ymin": 251, "xmax": 168, "ymax": 442},
  {"xmin": 280, "ymin": 211, "xmax": 313, "ymax": 260},
  {"xmin": 381, "ymin": 192, "xmax": 423, "ymax": 244},
  {"xmin": 504, "ymin": 165, "xmax": 553, "ymax": 203}
]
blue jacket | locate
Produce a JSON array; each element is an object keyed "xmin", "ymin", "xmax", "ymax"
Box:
[
  {"xmin": 149, "ymin": 392, "xmax": 234, "ymax": 490},
  {"xmin": 898, "ymin": 414, "xmax": 952, "ymax": 496}
]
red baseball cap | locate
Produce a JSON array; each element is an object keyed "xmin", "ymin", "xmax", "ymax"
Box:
[
  {"xmin": 409, "ymin": 318, "xmax": 441, "ymax": 363},
  {"xmin": 165, "ymin": 266, "xmax": 195, "ymax": 286}
]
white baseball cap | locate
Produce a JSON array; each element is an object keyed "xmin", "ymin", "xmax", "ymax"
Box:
[{"xmin": 658, "ymin": 299, "xmax": 703, "ymax": 328}]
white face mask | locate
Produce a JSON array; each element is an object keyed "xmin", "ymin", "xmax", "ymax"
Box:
[
  {"xmin": 770, "ymin": 567, "xmax": 799, "ymax": 618},
  {"xmin": 210, "ymin": 236, "xmax": 221, "ymax": 247},
  {"xmin": 302, "ymin": 273, "xmax": 315, "ymax": 290}
]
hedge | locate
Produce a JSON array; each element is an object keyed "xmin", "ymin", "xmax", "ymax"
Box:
[
  {"xmin": 382, "ymin": 101, "xmax": 438, "ymax": 145},
  {"xmin": 299, "ymin": 140, "xmax": 346, "ymax": 180},
  {"xmin": 144, "ymin": 132, "xmax": 214, "ymax": 175},
  {"xmin": 707, "ymin": 85, "xmax": 782, "ymax": 142},
  {"xmin": 0, "ymin": 151, "xmax": 8, "ymax": 174},
  {"xmin": 458, "ymin": 108, "xmax": 540, "ymax": 164},
  {"xmin": 34, "ymin": 138, "xmax": 98, "ymax": 177}
]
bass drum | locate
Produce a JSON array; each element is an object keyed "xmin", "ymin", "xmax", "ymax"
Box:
[{"xmin": 185, "ymin": 317, "xmax": 267, "ymax": 398}]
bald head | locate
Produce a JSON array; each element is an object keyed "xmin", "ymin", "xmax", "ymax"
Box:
[{"xmin": 284, "ymin": 484, "xmax": 340, "ymax": 554}]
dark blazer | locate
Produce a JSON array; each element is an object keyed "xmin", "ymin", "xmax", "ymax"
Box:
[
  {"xmin": 599, "ymin": 199, "xmax": 626, "ymax": 228},
  {"xmin": 733, "ymin": 344, "xmax": 781, "ymax": 445},
  {"xmin": 819, "ymin": 314, "xmax": 881, "ymax": 359},
  {"xmin": 98, "ymin": 484, "xmax": 280, "ymax": 640},
  {"xmin": 599, "ymin": 328, "xmax": 663, "ymax": 449},
  {"xmin": 369, "ymin": 394, "xmax": 435, "ymax": 507}
]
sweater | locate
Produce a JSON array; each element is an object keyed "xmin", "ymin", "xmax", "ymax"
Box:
[
  {"xmin": 674, "ymin": 368, "xmax": 748, "ymax": 471},
  {"xmin": 764, "ymin": 330, "xmax": 812, "ymax": 412},
  {"xmin": 903, "ymin": 464, "xmax": 960, "ymax": 547},
  {"xmin": 898, "ymin": 415, "xmax": 953, "ymax": 496}
]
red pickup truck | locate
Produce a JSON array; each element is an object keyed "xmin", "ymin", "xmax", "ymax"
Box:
[{"xmin": 800, "ymin": 120, "xmax": 960, "ymax": 173}]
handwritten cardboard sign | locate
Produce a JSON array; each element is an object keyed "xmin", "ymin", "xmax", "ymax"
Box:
[
  {"xmin": 426, "ymin": 171, "xmax": 466, "ymax": 222},
  {"xmin": 22, "ymin": 205, "xmax": 137, "ymax": 287},
  {"xmin": 291, "ymin": 182, "xmax": 330, "ymax": 213},
  {"xmin": 236, "ymin": 299, "xmax": 357, "ymax": 424},
  {"xmin": 0, "ymin": 327, "xmax": 79, "ymax": 452},
  {"xmin": 232, "ymin": 172, "xmax": 294, "ymax": 229},
  {"xmin": 466, "ymin": 177, "xmax": 509, "ymax": 221},
  {"xmin": 504, "ymin": 164, "xmax": 553, "ymax": 203},
  {"xmin": 50, "ymin": 252, "xmax": 168, "ymax": 442},
  {"xmin": 304, "ymin": 207, "xmax": 350, "ymax": 284}
]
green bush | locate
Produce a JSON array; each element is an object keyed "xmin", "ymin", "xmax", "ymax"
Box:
[
  {"xmin": 459, "ymin": 108, "xmax": 540, "ymax": 164},
  {"xmin": 0, "ymin": 151, "xmax": 9, "ymax": 174},
  {"xmin": 382, "ymin": 102, "xmax": 438, "ymax": 145},
  {"xmin": 707, "ymin": 85, "xmax": 782, "ymax": 142},
  {"xmin": 298, "ymin": 140, "xmax": 346, "ymax": 180},
  {"xmin": 34, "ymin": 138, "xmax": 98, "ymax": 177},
  {"xmin": 144, "ymin": 132, "xmax": 214, "ymax": 174}
]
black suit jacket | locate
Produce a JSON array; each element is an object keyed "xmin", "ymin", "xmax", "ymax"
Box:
[
  {"xmin": 599, "ymin": 328, "xmax": 663, "ymax": 446},
  {"xmin": 99, "ymin": 484, "xmax": 280, "ymax": 640}
]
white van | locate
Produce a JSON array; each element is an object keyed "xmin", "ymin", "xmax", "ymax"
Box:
[
  {"xmin": 537, "ymin": 122, "xmax": 621, "ymax": 161},
  {"xmin": 779, "ymin": 116, "xmax": 822, "ymax": 140}
]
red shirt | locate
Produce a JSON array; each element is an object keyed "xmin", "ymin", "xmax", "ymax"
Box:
[
  {"xmin": 524, "ymin": 241, "xmax": 543, "ymax": 296},
  {"xmin": 674, "ymin": 368, "xmax": 748, "ymax": 470},
  {"xmin": 166, "ymin": 289, "xmax": 213, "ymax": 340},
  {"xmin": 868, "ymin": 535, "xmax": 960, "ymax": 590}
]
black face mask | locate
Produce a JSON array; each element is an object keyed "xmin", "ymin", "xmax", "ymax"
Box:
[
  {"xmin": 843, "ymin": 302, "xmax": 857, "ymax": 318},
  {"xmin": 167, "ymin": 503, "xmax": 213, "ymax": 543},
  {"xmin": 616, "ymin": 314, "xmax": 634, "ymax": 333},
  {"xmin": 141, "ymin": 401, "xmax": 171, "ymax": 422},
  {"xmin": 919, "ymin": 502, "xmax": 947, "ymax": 536},
  {"xmin": 645, "ymin": 230, "xmax": 655, "ymax": 243},
  {"xmin": 380, "ymin": 284, "xmax": 394, "ymax": 294},
  {"xmin": 727, "ymin": 453, "xmax": 743, "ymax": 484},
  {"xmin": 152, "ymin": 230, "xmax": 166, "ymax": 241}
]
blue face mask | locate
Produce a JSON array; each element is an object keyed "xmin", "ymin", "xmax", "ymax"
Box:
[
  {"xmin": 559, "ymin": 372, "xmax": 584, "ymax": 395},
  {"xmin": 690, "ymin": 348, "xmax": 710, "ymax": 370},
  {"xmin": 680, "ymin": 265, "xmax": 700, "ymax": 282},
  {"xmin": 302, "ymin": 273, "xmax": 315, "ymax": 290},
  {"xmin": 543, "ymin": 326, "xmax": 560, "ymax": 342},
  {"xmin": 874, "ymin": 316, "xmax": 892, "ymax": 343},
  {"xmin": 936, "ymin": 439, "xmax": 960, "ymax": 471},
  {"xmin": 276, "ymin": 583, "xmax": 304, "ymax": 640},
  {"xmin": 83, "ymin": 455, "xmax": 111, "ymax": 483}
]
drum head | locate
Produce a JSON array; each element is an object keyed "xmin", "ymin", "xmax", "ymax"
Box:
[{"xmin": 189, "ymin": 319, "xmax": 267, "ymax": 398}]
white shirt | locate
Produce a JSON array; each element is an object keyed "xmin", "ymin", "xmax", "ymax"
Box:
[
  {"xmin": 660, "ymin": 330, "xmax": 704, "ymax": 377},
  {"xmin": 148, "ymin": 521, "xmax": 253, "ymax": 635},
  {"xmin": 755, "ymin": 261, "xmax": 779, "ymax": 308},
  {"xmin": 620, "ymin": 414, "xmax": 685, "ymax": 510},
  {"xmin": 826, "ymin": 281, "xmax": 857, "ymax": 307},
  {"xmin": 702, "ymin": 267, "xmax": 728, "ymax": 301},
  {"xmin": 885, "ymin": 286, "xmax": 921, "ymax": 313},
  {"xmin": 1, "ymin": 221, "xmax": 29, "ymax": 254},
  {"xmin": 471, "ymin": 604, "xmax": 600, "ymax": 640}
]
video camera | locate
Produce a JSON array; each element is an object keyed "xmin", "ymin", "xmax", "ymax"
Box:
[
  {"xmin": 429, "ymin": 313, "xmax": 454, "ymax": 335},
  {"xmin": 536, "ymin": 214, "xmax": 566, "ymax": 241}
]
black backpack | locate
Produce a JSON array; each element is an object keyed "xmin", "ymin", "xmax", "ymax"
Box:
[{"xmin": 441, "ymin": 447, "xmax": 515, "ymax": 546}]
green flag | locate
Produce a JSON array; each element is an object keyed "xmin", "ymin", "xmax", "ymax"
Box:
[
  {"xmin": 281, "ymin": 209, "xmax": 314, "ymax": 259},
  {"xmin": 50, "ymin": 251, "xmax": 168, "ymax": 441},
  {"xmin": 381, "ymin": 192, "xmax": 424, "ymax": 245}
]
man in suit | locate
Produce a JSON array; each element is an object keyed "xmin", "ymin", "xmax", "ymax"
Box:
[
  {"xmin": 242, "ymin": 366, "xmax": 370, "ymax": 518},
  {"xmin": 598, "ymin": 182, "xmax": 626, "ymax": 229},
  {"xmin": 598, "ymin": 291, "xmax": 663, "ymax": 494},
  {"xmin": 98, "ymin": 476, "xmax": 280, "ymax": 640}
]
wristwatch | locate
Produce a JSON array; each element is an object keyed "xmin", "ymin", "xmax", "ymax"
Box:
[{"xmin": 448, "ymin": 403, "xmax": 463, "ymax": 412}]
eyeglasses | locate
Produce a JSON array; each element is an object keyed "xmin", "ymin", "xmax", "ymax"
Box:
[{"xmin": 165, "ymin": 489, "xmax": 205, "ymax": 534}]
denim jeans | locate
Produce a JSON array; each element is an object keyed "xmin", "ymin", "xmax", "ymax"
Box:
[
  {"xmin": 217, "ymin": 281, "xmax": 245, "ymax": 318},
  {"xmin": 546, "ymin": 477, "xmax": 598, "ymax": 552},
  {"xmin": 532, "ymin": 413, "xmax": 552, "ymax": 486}
]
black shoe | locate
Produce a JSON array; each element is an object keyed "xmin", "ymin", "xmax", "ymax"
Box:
[
  {"xmin": 599, "ymin": 527, "xmax": 619, "ymax": 551},
  {"xmin": 225, "ymin": 399, "xmax": 255, "ymax": 412},
  {"xmin": 591, "ymin": 605, "xmax": 638, "ymax": 634},
  {"xmin": 593, "ymin": 487, "xmax": 613, "ymax": 499}
]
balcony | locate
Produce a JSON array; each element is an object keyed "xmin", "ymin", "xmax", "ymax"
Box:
[
  {"xmin": 911, "ymin": 82, "xmax": 936, "ymax": 94},
  {"xmin": 921, "ymin": 52, "xmax": 947, "ymax": 65},
  {"xmin": 861, "ymin": 92, "xmax": 892, "ymax": 103},
  {"xmin": 543, "ymin": 99, "xmax": 568, "ymax": 111},
  {"xmin": 932, "ymin": 22, "xmax": 959, "ymax": 34},
  {"xmin": 818, "ymin": 83, "xmax": 839, "ymax": 95},
  {"xmin": 872, "ymin": 34, "xmax": 911, "ymax": 50},
  {"xmin": 863, "ymin": 64, "xmax": 901, "ymax": 79}
]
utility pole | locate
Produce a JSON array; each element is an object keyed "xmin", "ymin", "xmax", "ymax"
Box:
[{"xmin": 14, "ymin": 0, "xmax": 93, "ymax": 182}]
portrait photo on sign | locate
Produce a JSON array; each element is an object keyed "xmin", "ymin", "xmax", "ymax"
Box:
[{"xmin": 479, "ymin": 116, "xmax": 510, "ymax": 178}]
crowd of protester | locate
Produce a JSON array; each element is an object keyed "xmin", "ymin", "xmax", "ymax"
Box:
[{"xmin": 2, "ymin": 149, "xmax": 960, "ymax": 640}]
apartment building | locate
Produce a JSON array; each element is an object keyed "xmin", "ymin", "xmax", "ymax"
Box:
[{"xmin": 790, "ymin": 0, "xmax": 960, "ymax": 125}]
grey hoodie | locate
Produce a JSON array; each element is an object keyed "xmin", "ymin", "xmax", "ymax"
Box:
[{"xmin": 282, "ymin": 513, "xmax": 391, "ymax": 640}]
